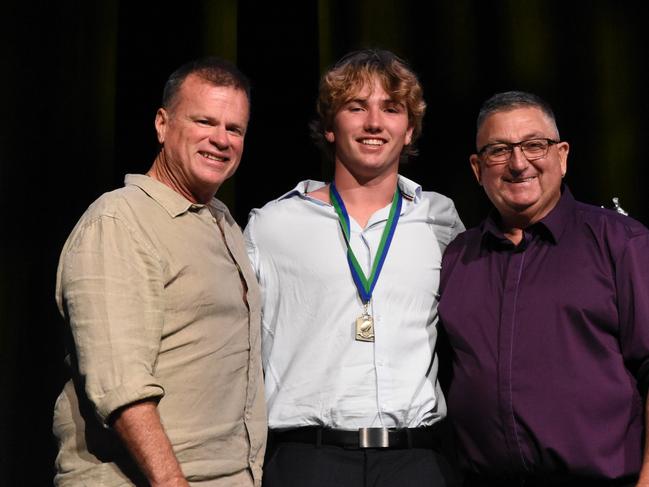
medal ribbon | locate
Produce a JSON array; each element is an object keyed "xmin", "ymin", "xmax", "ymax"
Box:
[{"xmin": 330, "ymin": 182, "xmax": 402, "ymax": 303}]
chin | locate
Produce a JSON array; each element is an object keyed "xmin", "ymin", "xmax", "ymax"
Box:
[{"xmin": 504, "ymin": 191, "xmax": 541, "ymax": 207}]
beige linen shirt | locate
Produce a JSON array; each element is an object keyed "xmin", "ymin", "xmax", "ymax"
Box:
[{"xmin": 53, "ymin": 174, "xmax": 266, "ymax": 486}]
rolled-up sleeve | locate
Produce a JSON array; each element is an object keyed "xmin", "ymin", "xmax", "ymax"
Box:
[{"xmin": 57, "ymin": 214, "xmax": 166, "ymax": 425}]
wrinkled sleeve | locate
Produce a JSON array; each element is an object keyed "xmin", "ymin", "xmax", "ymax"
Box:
[
  {"xmin": 616, "ymin": 232, "xmax": 649, "ymax": 395},
  {"xmin": 429, "ymin": 193, "xmax": 466, "ymax": 252},
  {"xmin": 244, "ymin": 210, "xmax": 262, "ymax": 279},
  {"xmin": 449, "ymin": 203, "xmax": 466, "ymax": 242},
  {"xmin": 57, "ymin": 214, "xmax": 166, "ymax": 425}
]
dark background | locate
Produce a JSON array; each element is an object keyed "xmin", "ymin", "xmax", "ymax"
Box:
[{"xmin": 2, "ymin": 1, "xmax": 648, "ymax": 484}]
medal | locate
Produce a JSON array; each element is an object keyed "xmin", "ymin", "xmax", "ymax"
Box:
[
  {"xmin": 355, "ymin": 302, "xmax": 374, "ymax": 342},
  {"xmin": 330, "ymin": 182, "xmax": 402, "ymax": 343}
]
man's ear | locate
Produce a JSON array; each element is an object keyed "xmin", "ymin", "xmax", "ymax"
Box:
[
  {"xmin": 469, "ymin": 154, "xmax": 483, "ymax": 186},
  {"xmin": 155, "ymin": 108, "xmax": 169, "ymax": 144},
  {"xmin": 557, "ymin": 141, "xmax": 569, "ymax": 178},
  {"xmin": 405, "ymin": 125, "xmax": 414, "ymax": 146}
]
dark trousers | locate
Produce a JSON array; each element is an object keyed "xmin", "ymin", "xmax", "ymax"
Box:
[{"xmin": 262, "ymin": 441, "xmax": 461, "ymax": 487}]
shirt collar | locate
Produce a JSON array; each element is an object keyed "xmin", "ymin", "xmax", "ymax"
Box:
[
  {"xmin": 276, "ymin": 175, "xmax": 422, "ymax": 204},
  {"xmin": 538, "ymin": 184, "xmax": 575, "ymax": 242},
  {"xmin": 124, "ymin": 174, "xmax": 226, "ymax": 217},
  {"xmin": 481, "ymin": 184, "xmax": 575, "ymax": 246},
  {"xmin": 397, "ymin": 174, "xmax": 421, "ymax": 203},
  {"xmin": 277, "ymin": 180, "xmax": 326, "ymax": 201}
]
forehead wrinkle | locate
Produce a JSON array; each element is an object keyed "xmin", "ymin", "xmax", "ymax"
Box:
[
  {"xmin": 476, "ymin": 108, "xmax": 559, "ymax": 148},
  {"xmin": 488, "ymin": 130, "xmax": 551, "ymax": 144},
  {"xmin": 349, "ymin": 94, "xmax": 403, "ymax": 113}
]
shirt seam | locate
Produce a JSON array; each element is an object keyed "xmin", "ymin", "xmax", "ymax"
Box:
[{"xmin": 509, "ymin": 250, "xmax": 529, "ymax": 471}]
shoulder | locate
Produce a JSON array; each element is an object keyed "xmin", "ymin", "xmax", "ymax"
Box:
[
  {"xmin": 439, "ymin": 225, "xmax": 481, "ymax": 285},
  {"xmin": 71, "ymin": 186, "xmax": 142, "ymax": 230},
  {"xmin": 573, "ymin": 200, "xmax": 649, "ymax": 258},
  {"xmin": 419, "ymin": 190, "xmax": 460, "ymax": 217},
  {"xmin": 63, "ymin": 186, "xmax": 158, "ymax": 254},
  {"xmin": 398, "ymin": 175, "xmax": 459, "ymax": 220},
  {"xmin": 443, "ymin": 224, "xmax": 480, "ymax": 254},
  {"xmin": 575, "ymin": 200, "xmax": 648, "ymax": 237},
  {"xmin": 560, "ymin": 198, "xmax": 649, "ymax": 267},
  {"xmin": 248, "ymin": 180, "xmax": 325, "ymax": 226},
  {"xmin": 416, "ymin": 190, "xmax": 466, "ymax": 245},
  {"xmin": 444, "ymin": 225, "xmax": 480, "ymax": 253},
  {"xmin": 251, "ymin": 192, "xmax": 304, "ymax": 217}
]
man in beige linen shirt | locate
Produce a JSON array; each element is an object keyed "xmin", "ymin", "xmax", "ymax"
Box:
[{"xmin": 53, "ymin": 57, "xmax": 265, "ymax": 486}]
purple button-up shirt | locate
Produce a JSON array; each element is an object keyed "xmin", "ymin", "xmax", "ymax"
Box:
[{"xmin": 439, "ymin": 186, "xmax": 649, "ymax": 479}]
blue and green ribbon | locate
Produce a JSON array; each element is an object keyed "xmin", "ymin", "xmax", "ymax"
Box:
[{"xmin": 330, "ymin": 182, "xmax": 402, "ymax": 303}]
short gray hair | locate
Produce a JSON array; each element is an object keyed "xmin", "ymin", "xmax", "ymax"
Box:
[{"xmin": 476, "ymin": 91, "xmax": 559, "ymax": 138}]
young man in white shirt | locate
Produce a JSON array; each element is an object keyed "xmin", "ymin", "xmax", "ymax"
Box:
[{"xmin": 245, "ymin": 49, "xmax": 463, "ymax": 487}]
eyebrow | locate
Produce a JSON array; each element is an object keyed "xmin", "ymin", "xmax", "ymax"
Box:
[
  {"xmin": 227, "ymin": 122, "xmax": 246, "ymax": 133},
  {"xmin": 347, "ymin": 98, "xmax": 368, "ymax": 106},
  {"xmin": 346, "ymin": 97, "xmax": 404, "ymax": 107},
  {"xmin": 487, "ymin": 131, "xmax": 550, "ymax": 143}
]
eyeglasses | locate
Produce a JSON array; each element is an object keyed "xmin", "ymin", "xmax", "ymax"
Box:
[{"xmin": 477, "ymin": 138, "xmax": 559, "ymax": 164}]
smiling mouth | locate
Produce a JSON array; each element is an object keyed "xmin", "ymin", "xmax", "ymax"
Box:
[
  {"xmin": 358, "ymin": 138, "xmax": 386, "ymax": 146},
  {"xmin": 199, "ymin": 151, "xmax": 228, "ymax": 162},
  {"xmin": 506, "ymin": 176, "xmax": 536, "ymax": 184}
]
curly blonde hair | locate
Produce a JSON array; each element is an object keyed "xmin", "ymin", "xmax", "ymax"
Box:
[{"xmin": 311, "ymin": 49, "xmax": 426, "ymax": 162}]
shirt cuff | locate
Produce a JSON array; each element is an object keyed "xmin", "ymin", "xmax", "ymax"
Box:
[{"xmin": 92, "ymin": 374, "xmax": 165, "ymax": 426}]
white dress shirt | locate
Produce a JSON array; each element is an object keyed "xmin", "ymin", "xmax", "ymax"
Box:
[{"xmin": 245, "ymin": 176, "xmax": 464, "ymax": 430}]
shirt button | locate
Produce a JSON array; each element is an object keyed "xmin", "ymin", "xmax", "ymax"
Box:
[{"xmin": 212, "ymin": 217, "xmax": 217, "ymax": 223}]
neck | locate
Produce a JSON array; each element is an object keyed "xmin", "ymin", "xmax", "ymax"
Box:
[
  {"xmin": 499, "ymin": 204, "xmax": 556, "ymax": 245},
  {"xmin": 333, "ymin": 163, "xmax": 398, "ymax": 208},
  {"xmin": 147, "ymin": 152, "xmax": 215, "ymax": 204},
  {"xmin": 499, "ymin": 188, "xmax": 563, "ymax": 244},
  {"xmin": 333, "ymin": 165, "xmax": 399, "ymax": 228}
]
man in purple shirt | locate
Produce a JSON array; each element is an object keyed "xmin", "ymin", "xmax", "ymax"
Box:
[{"xmin": 439, "ymin": 91, "xmax": 649, "ymax": 487}]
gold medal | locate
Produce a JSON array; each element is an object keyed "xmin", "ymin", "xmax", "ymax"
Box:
[
  {"xmin": 355, "ymin": 302, "xmax": 374, "ymax": 342},
  {"xmin": 330, "ymin": 184, "xmax": 401, "ymax": 345}
]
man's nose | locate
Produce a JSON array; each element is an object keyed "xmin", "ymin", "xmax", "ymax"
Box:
[
  {"xmin": 507, "ymin": 145, "xmax": 529, "ymax": 171},
  {"xmin": 210, "ymin": 126, "xmax": 229, "ymax": 148},
  {"xmin": 363, "ymin": 107, "xmax": 382, "ymax": 132}
]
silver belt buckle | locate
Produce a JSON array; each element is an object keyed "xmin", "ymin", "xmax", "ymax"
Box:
[{"xmin": 358, "ymin": 427, "xmax": 389, "ymax": 448}]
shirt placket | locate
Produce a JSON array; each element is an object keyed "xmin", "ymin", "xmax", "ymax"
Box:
[
  {"xmin": 498, "ymin": 245, "xmax": 529, "ymax": 472},
  {"xmin": 211, "ymin": 208, "xmax": 261, "ymax": 474},
  {"xmin": 356, "ymin": 220, "xmax": 389, "ymax": 427}
]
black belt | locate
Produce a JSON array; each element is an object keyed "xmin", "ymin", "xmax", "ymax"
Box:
[{"xmin": 269, "ymin": 425, "xmax": 439, "ymax": 449}]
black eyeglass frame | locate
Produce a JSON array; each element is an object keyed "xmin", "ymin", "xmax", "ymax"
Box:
[{"xmin": 477, "ymin": 138, "xmax": 560, "ymax": 164}]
